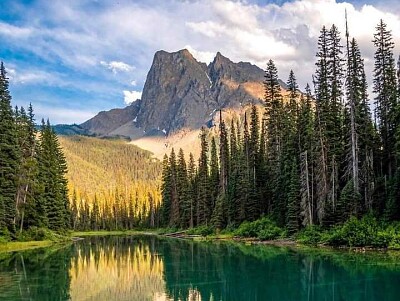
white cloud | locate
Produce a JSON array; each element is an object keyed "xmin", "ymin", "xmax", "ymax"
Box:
[
  {"xmin": 6, "ymin": 66, "xmax": 65, "ymax": 85},
  {"xmin": 33, "ymin": 105, "xmax": 97, "ymax": 124},
  {"xmin": 3, "ymin": 0, "xmax": 400, "ymax": 123},
  {"xmin": 123, "ymin": 90, "xmax": 142, "ymax": 105},
  {"xmin": 183, "ymin": 45, "xmax": 215, "ymax": 63},
  {"xmin": 100, "ymin": 60, "xmax": 135, "ymax": 74},
  {"xmin": 0, "ymin": 22, "xmax": 32, "ymax": 37}
]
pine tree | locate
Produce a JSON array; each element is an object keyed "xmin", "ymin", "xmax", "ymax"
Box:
[
  {"xmin": 161, "ymin": 154, "xmax": 172, "ymax": 226},
  {"xmin": 187, "ymin": 153, "xmax": 197, "ymax": 228},
  {"xmin": 264, "ymin": 59, "xmax": 285, "ymax": 225},
  {"xmin": 0, "ymin": 63, "xmax": 19, "ymax": 234},
  {"xmin": 218, "ymin": 110, "xmax": 229, "ymax": 197},
  {"xmin": 209, "ymin": 137, "xmax": 219, "ymax": 211},
  {"xmin": 286, "ymin": 160, "xmax": 300, "ymax": 234},
  {"xmin": 314, "ymin": 24, "xmax": 345, "ymax": 225},
  {"xmin": 372, "ymin": 20, "xmax": 399, "ymax": 219},
  {"xmin": 373, "ymin": 19, "xmax": 398, "ymax": 178},
  {"xmin": 176, "ymin": 148, "xmax": 189, "ymax": 227},
  {"xmin": 197, "ymin": 127, "xmax": 211, "ymax": 225},
  {"xmin": 36, "ymin": 120, "xmax": 70, "ymax": 231},
  {"xmin": 299, "ymin": 85, "xmax": 315, "ymax": 226},
  {"xmin": 227, "ymin": 119, "xmax": 239, "ymax": 225},
  {"xmin": 248, "ymin": 105, "xmax": 260, "ymax": 220}
]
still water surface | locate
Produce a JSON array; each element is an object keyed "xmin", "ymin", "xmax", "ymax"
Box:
[{"xmin": 1, "ymin": 235, "xmax": 400, "ymax": 300}]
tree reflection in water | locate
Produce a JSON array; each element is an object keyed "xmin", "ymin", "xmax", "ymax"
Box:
[{"xmin": 1, "ymin": 236, "xmax": 400, "ymax": 301}]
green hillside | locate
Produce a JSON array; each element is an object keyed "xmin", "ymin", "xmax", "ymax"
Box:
[{"xmin": 59, "ymin": 136, "xmax": 162, "ymax": 230}]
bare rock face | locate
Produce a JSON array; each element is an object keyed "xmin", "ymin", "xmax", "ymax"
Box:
[
  {"xmin": 81, "ymin": 49, "xmax": 286, "ymax": 138},
  {"xmin": 136, "ymin": 49, "xmax": 215, "ymax": 134},
  {"xmin": 81, "ymin": 101, "xmax": 141, "ymax": 136}
]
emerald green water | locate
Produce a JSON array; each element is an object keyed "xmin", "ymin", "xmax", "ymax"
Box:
[{"xmin": 1, "ymin": 236, "xmax": 400, "ymax": 300}]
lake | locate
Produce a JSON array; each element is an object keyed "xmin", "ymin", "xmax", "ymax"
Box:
[{"xmin": 1, "ymin": 235, "xmax": 400, "ymax": 300}]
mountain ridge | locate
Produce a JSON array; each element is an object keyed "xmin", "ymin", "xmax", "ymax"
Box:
[{"xmin": 78, "ymin": 49, "xmax": 288, "ymax": 139}]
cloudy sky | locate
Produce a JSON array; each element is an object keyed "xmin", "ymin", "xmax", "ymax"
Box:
[{"xmin": 1, "ymin": 0, "xmax": 400, "ymax": 124}]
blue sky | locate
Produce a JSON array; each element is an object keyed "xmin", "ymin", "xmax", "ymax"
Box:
[{"xmin": 1, "ymin": 0, "xmax": 400, "ymax": 124}]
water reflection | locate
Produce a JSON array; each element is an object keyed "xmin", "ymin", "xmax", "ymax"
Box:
[
  {"xmin": 1, "ymin": 236, "xmax": 400, "ymax": 301},
  {"xmin": 0, "ymin": 246, "xmax": 72, "ymax": 300},
  {"xmin": 70, "ymin": 236, "xmax": 165, "ymax": 301}
]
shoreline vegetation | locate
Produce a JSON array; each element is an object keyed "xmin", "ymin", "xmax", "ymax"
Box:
[{"xmin": 2, "ymin": 215, "xmax": 400, "ymax": 254}]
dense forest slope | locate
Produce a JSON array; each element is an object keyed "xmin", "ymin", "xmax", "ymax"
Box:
[{"xmin": 59, "ymin": 136, "xmax": 162, "ymax": 229}]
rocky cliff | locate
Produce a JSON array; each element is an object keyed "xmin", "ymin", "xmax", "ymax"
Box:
[{"xmin": 81, "ymin": 49, "xmax": 286, "ymax": 138}]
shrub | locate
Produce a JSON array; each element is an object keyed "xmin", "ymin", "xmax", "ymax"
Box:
[
  {"xmin": 325, "ymin": 215, "xmax": 388, "ymax": 248},
  {"xmin": 0, "ymin": 227, "xmax": 11, "ymax": 243},
  {"xmin": 186, "ymin": 225, "xmax": 215, "ymax": 237},
  {"xmin": 16, "ymin": 227, "xmax": 62, "ymax": 242},
  {"xmin": 235, "ymin": 217, "xmax": 284, "ymax": 240},
  {"xmin": 296, "ymin": 226, "xmax": 324, "ymax": 245},
  {"xmin": 157, "ymin": 227, "xmax": 180, "ymax": 235}
]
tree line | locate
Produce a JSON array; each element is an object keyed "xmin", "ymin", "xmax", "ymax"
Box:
[
  {"xmin": 61, "ymin": 135, "xmax": 162, "ymax": 231},
  {"xmin": 160, "ymin": 19, "xmax": 400, "ymax": 233},
  {"xmin": 0, "ymin": 63, "xmax": 69, "ymax": 238},
  {"xmin": 70, "ymin": 188, "xmax": 158, "ymax": 231}
]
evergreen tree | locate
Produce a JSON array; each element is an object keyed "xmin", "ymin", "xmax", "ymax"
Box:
[
  {"xmin": 372, "ymin": 20, "xmax": 399, "ymax": 219},
  {"xmin": 0, "ymin": 63, "xmax": 19, "ymax": 234},
  {"xmin": 286, "ymin": 160, "xmax": 300, "ymax": 234},
  {"xmin": 197, "ymin": 127, "xmax": 211, "ymax": 225},
  {"xmin": 248, "ymin": 105, "xmax": 260, "ymax": 220},
  {"xmin": 314, "ymin": 24, "xmax": 345, "ymax": 225},
  {"xmin": 209, "ymin": 137, "xmax": 219, "ymax": 211},
  {"xmin": 187, "ymin": 153, "xmax": 197, "ymax": 228},
  {"xmin": 227, "ymin": 119, "xmax": 239, "ymax": 225},
  {"xmin": 299, "ymin": 85, "xmax": 315, "ymax": 226},
  {"xmin": 373, "ymin": 19, "xmax": 398, "ymax": 179},
  {"xmin": 264, "ymin": 59, "xmax": 285, "ymax": 225},
  {"xmin": 161, "ymin": 154, "xmax": 171, "ymax": 226},
  {"xmin": 176, "ymin": 148, "xmax": 189, "ymax": 227},
  {"xmin": 219, "ymin": 110, "xmax": 229, "ymax": 197},
  {"xmin": 168, "ymin": 149, "xmax": 180, "ymax": 227},
  {"xmin": 36, "ymin": 120, "xmax": 70, "ymax": 231}
]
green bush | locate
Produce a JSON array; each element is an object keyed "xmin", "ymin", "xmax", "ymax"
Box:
[
  {"xmin": 157, "ymin": 227, "xmax": 180, "ymax": 235},
  {"xmin": 235, "ymin": 217, "xmax": 284, "ymax": 240},
  {"xmin": 296, "ymin": 226, "xmax": 324, "ymax": 245},
  {"xmin": 16, "ymin": 227, "xmax": 62, "ymax": 242},
  {"xmin": 258, "ymin": 226, "xmax": 283, "ymax": 240},
  {"xmin": 0, "ymin": 227, "xmax": 11, "ymax": 243},
  {"xmin": 325, "ymin": 216, "xmax": 388, "ymax": 248},
  {"xmin": 186, "ymin": 225, "xmax": 215, "ymax": 237}
]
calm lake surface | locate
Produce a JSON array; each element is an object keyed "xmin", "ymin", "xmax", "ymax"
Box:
[{"xmin": 1, "ymin": 235, "xmax": 400, "ymax": 301}]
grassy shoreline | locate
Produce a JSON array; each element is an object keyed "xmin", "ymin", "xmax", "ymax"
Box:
[
  {"xmin": 3, "ymin": 223, "xmax": 400, "ymax": 254},
  {"xmin": 0, "ymin": 230, "xmax": 156, "ymax": 253},
  {"xmin": 0, "ymin": 240, "xmax": 54, "ymax": 253}
]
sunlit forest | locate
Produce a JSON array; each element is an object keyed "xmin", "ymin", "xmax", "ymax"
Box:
[{"xmin": 59, "ymin": 136, "xmax": 162, "ymax": 230}]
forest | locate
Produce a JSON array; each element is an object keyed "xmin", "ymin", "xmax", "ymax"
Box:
[
  {"xmin": 0, "ymin": 63, "xmax": 70, "ymax": 241},
  {"xmin": 160, "ymin": 19, "xmax": 400, "ymax": 246},
  {"xmin": 2, "ymin": 18, "xmax": 400, "ymax": 248},
  {"xmin": 61, "ymin": 136, "xmax": 161, "ymax": 231}
]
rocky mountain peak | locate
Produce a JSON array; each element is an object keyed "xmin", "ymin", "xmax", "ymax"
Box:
[{"xmin": 81, "ymin": 49, "xmax": 288, "ymax": 139}]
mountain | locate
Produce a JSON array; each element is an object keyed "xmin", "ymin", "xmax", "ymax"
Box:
[
  {"xmin": 51, "ymin": 124, "xmax": 92, "ymax": 136},
  {"xmin": 80, "ymin": 49, "xmax": 287, "ymax": 139}
]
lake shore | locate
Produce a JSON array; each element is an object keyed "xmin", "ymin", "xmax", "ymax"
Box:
[
  {"xmin": 2, "ymin": 229, "xmax": 398, "ymax": 254},
  {"xmin": 173, "ymin": 232, "xmax": 399, "ymax": 252},
  {"xmin": 0, "ymin": 240, "xmax": 54, "ymax": 253}
]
